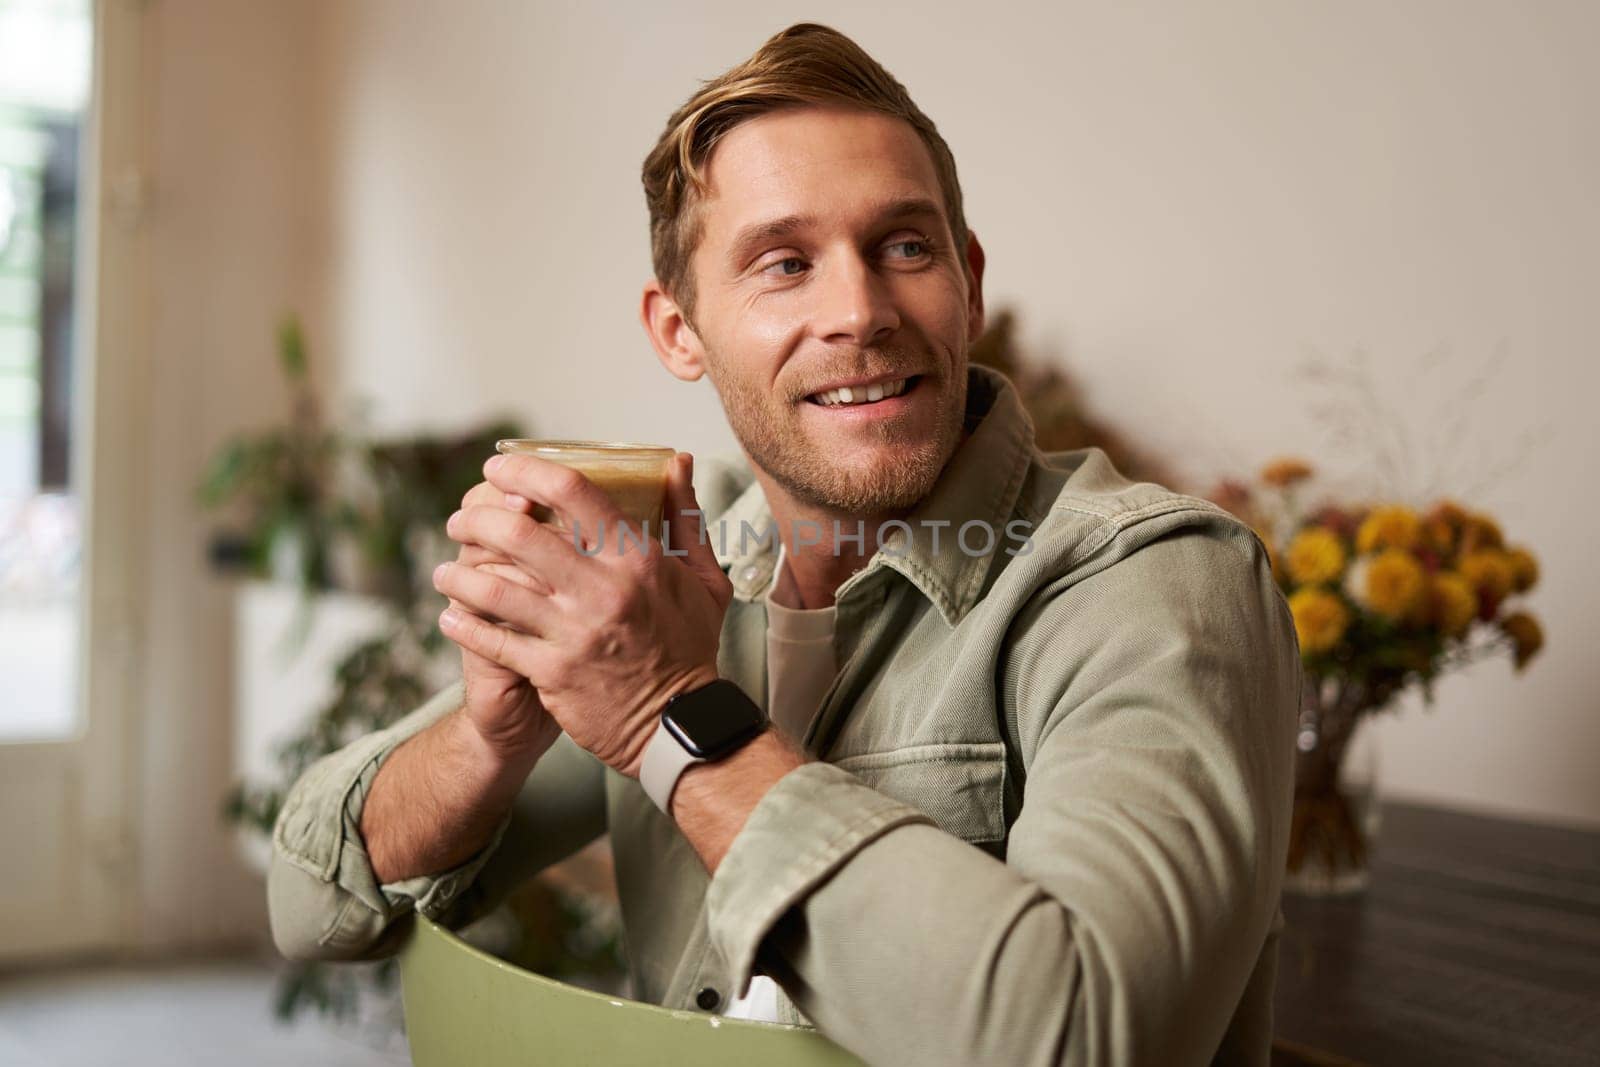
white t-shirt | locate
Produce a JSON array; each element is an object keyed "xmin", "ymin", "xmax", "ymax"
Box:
[{"xmin": 721, "ymin": 547, "xmax": 837, "ymax": 1025}]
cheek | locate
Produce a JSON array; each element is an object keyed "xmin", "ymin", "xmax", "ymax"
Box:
[
  {"xmin": 897, "ymin": 273, "xmax": 970, "ymax": 349},
  {"xmin": 742, "ymin": 305, "xmax": 806, "ymax": 353},
  {"xmin": 709, "ymin": 296, "xmax": 809, "ymax": 388}
]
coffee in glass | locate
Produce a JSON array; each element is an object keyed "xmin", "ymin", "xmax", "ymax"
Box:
[{"xmin": 493, "ymin": 439, "xmax": 675, "ymax": 532}]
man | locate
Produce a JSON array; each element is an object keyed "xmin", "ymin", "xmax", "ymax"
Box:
[{"xmin": 268, "ymin": 22, "xmax": 1300, "ymax": 1067}]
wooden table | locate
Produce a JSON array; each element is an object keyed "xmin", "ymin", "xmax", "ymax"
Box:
[{"xmin": 1270, "ymin": 800, "xmax": 1600, "ymax": 1066}]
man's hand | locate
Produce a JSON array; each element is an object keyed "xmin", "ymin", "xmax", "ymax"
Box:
[
  {"xmin": 433, "ymin": 452, "xmax": 733, "ymax": 779},
  {"xmin": 446, "ymin": 480, "xmax": 562, "ymax": 765}
]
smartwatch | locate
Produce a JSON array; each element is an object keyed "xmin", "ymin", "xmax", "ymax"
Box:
[{"xmin": 639, "ymin": 679, "xmax": 767, "ymax": 815}]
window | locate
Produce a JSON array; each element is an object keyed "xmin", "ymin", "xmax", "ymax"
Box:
[{"xmin": 0, "ymin": 0, "xmax": 93, "ymax": 739}]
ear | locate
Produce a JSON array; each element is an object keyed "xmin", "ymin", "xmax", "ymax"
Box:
[
  {"xmin": 640, "ymin": 279, "xmax": 707, "ymax": 383},
  {"xmin": 962, "ymin": 230, "xmax": 988, "ymax": 344}
]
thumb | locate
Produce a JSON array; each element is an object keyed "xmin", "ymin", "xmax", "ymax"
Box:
[{"xmin": 664, "ymin": 453, "xmax": 728, "ymax": 595}]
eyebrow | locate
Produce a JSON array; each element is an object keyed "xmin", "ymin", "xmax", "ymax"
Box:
[{"xmin": 724, "ymin": 196, "xmax": 945, "ymax": 269}]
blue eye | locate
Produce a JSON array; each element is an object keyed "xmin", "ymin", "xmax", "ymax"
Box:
[
  {"xmin": 760, "ymin": 256, "xmax": 807, "ymax": 277},
  {"xmin": 887, "ymin": 239, "xmax": 928, "ymax": 258}
]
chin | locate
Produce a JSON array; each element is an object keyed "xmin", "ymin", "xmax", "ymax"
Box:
[
  {"xmin": 734, "ymin": 381, "xmax": 964, "ymax": 514},
  {"xmin": 812, "ymin": 446, "xmax": 948, "ymax": 514}
]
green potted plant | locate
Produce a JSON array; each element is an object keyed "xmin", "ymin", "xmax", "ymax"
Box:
[
  {"xmin": 201, "ymin": 316, "xmax": 626, "ymax": 1028},
  {"xmin": 196, "ymin": 316, "xmax": 358, "ymax": 594}
]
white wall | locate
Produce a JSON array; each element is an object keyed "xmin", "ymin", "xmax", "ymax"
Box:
[{"xmin": 297, "ymin": 0, "xmax": 1597, "ymax": 828}]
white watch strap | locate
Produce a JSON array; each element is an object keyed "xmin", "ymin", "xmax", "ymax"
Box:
[{"xmin": 639, "ymin": 718, "xmax": 704, "ymax": 815}]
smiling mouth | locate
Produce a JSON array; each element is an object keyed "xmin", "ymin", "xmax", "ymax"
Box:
[{"xmin": 806, "ymin": 376, "xmax": 919, "ymax": 407}]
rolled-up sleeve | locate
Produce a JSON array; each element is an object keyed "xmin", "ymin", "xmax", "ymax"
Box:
[
  {"xmin": 701, "ymin": 522, "xmax": 1300, "ymax": 1067},
  {"xmin": 704, "ymin": 761, "xmax": 937, "ymax": 995},
  {"xmin": 268, "ymin": 680, "xmax": 609, "ymax": 961}
]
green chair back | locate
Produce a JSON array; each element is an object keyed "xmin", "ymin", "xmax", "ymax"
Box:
[{"xmin": 399, "ymin": 915, "xmax": 867, "ymax": 1066}]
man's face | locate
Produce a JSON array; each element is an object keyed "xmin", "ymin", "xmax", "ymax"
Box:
[{"xmin": 672, "ymin": 106, "xmax": 983, "ymax": 516}]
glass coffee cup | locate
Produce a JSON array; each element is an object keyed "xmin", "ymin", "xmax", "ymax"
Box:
[{"xmin": 493, "ymin": 439, "xmax": 676, "ymax": 532}]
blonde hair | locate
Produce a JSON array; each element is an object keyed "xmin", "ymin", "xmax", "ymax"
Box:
[{"xmin": 640, "ymin": 22, "xmax": 970, "ymax": 324}]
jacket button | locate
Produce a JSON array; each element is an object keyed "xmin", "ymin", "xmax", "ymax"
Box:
[{"xmin": 696, "ymin": 986, "xmax": 721, "ymax": 1010}]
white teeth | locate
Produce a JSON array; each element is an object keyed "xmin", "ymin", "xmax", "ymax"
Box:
[{"xmin": 811, "ymin": 378, "xmax": 909, "ymax": 406}]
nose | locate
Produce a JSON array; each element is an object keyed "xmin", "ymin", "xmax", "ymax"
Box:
[{"xmin": 811, "ymin": 250, "xmax": 900, "ymax": 347}]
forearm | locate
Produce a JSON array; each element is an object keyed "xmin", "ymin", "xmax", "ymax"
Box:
[
  {"xmin": 705, "ymin": 766, "xmax": 1273, "ymax": 1067},
  {"xmin": 362, "ymin": 707, "xmax": 551, "ymax": 884},
  {"xmin": 670, "ymin": 728, "xmax": 809, "ymax": 872},
  {"xmin": 757, "ymin": 821, "xmax": 1086, "ymax": 1067}
]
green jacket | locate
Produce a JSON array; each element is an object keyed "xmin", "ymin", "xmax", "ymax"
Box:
[{"xmin": 268, "ymin": 365, "xmax": 1300, "ymax": 1066}]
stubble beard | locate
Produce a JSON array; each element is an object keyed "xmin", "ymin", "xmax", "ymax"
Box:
[{"xmin": 704, "ymin": 347, "xmax": 969, "ymax": 516}]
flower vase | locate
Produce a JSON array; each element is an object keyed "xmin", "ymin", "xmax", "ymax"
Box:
[{"xmin": 1284, "ymin": 678, "xmax": 1383, "ymax": 896}]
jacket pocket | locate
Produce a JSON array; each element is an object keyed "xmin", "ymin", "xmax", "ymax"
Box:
[{"xmin": 832, "ymin": 742, "xmax": 1007, "ymax": 845}]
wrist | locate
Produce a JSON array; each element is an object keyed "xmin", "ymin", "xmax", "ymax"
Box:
[
  {"xmin": 363, "ymin": 708, "xmax": 543, "ymax": 885},
  {"xmin": 453, "ymin": 705, "xmax": 553, "ymax": 789},
  {"xmin": 623, "ymin": 665, "xmax": 722, "ymax": 778},
  {"xmin": 670, "ymin": 730, "xmax": 808, "ymax": 871},
  {"xmin": 666, "ymin": 665, "xmax": 722, "ymax": 708}
]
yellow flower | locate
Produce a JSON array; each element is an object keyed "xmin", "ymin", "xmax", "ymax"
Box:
[
  {"xmin": 1261, "ymin": 457, "xmax": 1315, "ymax": 488},
  {"xmin": 1459, "ymin": 513, "xmax": 1505, "ymax": 554},
  {"xmin": 1427, "ymin": 572, "xmax": 1478, "ymax": 637},
  {"xmin": 1505, "ymin": 546, "xmax": 1540, "ymax": 593},
  {"xmin": 1423, "ymin": 499, "xmax": 1468, "ymax": 556},
  {"xmin": 1285, "ymin": 527, "xmax": 1347, "ymax": 586},
  {"xmin": 1500, "ymin": 611, "xmax": 1544, "ymax": 671},
  {"xmin": 1423, "ymin": 518, "xmax": 1456, "ymax": 556},
  {"xmin": 1358, "ymin": 548, "xmax": 1426, "ymax": 621},
  {"xmin": 1289, "ymin": 588, "xmax": 1350, "ymax": 654},
  {"xmin": 1355, "ymin": 504, "xmax": 1422, "ymax": 554},
  {"xmin": 1458, "ymin": 550, "xmax": 1514, "ymax": 603}
]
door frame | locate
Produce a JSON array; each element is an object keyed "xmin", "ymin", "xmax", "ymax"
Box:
[{"xmin": 76, "ymin": 0, "xmax": 154, "ymax": 955}]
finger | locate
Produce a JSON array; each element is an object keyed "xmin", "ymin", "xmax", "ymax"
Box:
[
  {"xmin": 457, "ymin": 541, "xmax": 512, "ymax": 569},
  {"xmin": 449, "ymin": 547, "xmax": 535, "ymax": 623},
  {"xmin": 483, "ymin": 455, "xmax": 620, "ymax": 549},
  {"xmin": 447, "ymin": 504, "xmax": 590, "ymax": 586},
  {"xmin": 664, "ymin": 453, "xmax": 732, "ymax": 603},
  {"xmin": 462, "ymin": 480, "xmax": 511, "ymax": 511},
  {"xmin": 461, "ymin": 481, "xmax": 536, "ymax": 517},
  {"xmin": 442, "ymin": 589, "xmax": 506, "ymax": 677},
  {"xmin": 438, "ymin": 606, "xmax": 548, "ymax": 680},
  {"xmin": 476, "ymin": 560, "xmax": 556, "ymax": 596},
  {"xmin": 434, "ymin": 561, "xmax": 558, "ymax": 637},
  {"xmin": 438, "ymin": 499, "xmax": 520, "ymax": 673},
  {"xmin": 438, "ymin": 582, "xmax": 513, "ymax": 631},
  {"xmin": 454, "ymin": 485, "xmax": 533, "ymax": 576}
]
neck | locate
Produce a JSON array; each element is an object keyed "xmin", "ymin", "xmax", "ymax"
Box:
[{"xmin": 757, "ymin": 481, "xmax": 895, "ymax": 610}]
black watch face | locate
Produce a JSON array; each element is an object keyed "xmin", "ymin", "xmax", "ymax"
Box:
[{"xmin": 663, "ymin": 682, "xmax": 764, "ymax": 758}]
